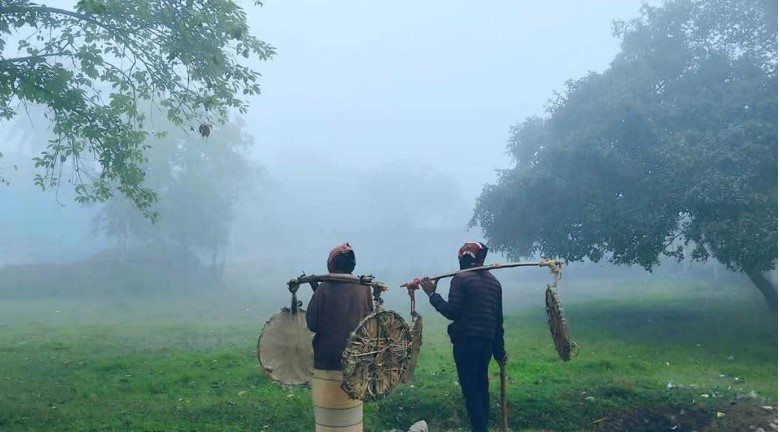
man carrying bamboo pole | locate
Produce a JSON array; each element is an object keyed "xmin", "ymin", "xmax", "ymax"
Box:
[
  {"xmin": 416, "ymin": 242, "xmax": 507, "ymax": 432},
  {"xmin": 306, "ymin": 243, "xmax": 373, "ymax": 432}
]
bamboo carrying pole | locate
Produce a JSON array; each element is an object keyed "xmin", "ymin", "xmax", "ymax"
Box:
[
  {"xmin": 288, "ymin": 273, "xmax": 387, "ymax": 289},
  {"xmin": 286, "ymin": 273, "xmax": 388, "ymax": 313},
  {"xmin": 288, "ymin": 273, "xmax": 389, "ymax": 296},
  {"xmin": 400, "ymin": 259, "xmax": 562, "ymax": 288}
]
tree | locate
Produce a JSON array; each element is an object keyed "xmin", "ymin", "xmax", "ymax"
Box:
[
  {"xmin": 353, "ymin": 161, "xmax": 473, "ymax": 277},
  {"xmin": 93, "ymin": 115, "xmax": 258, "ymax": 281},
  {"xmin": 472, "ymin": 0, "xmax": 778, "ymax": 309},
  {"xmin": 357, "ymin": 161, "xmax": 470, "ymax": 231},
  {"xmin": 0, "ymin": 0, "xmax": 274, "ymax": 215}
]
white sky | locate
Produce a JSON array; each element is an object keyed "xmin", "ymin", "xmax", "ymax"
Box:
[{"xmin": 242, "ymin": 0, "xmax": 659, "ymax": 200}]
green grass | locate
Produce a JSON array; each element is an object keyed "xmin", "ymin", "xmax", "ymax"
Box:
[{"xmin": 0, "ymin": 281, "xmax": 776, "ymax": 432}]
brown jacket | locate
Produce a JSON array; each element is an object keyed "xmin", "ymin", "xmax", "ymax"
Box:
[{"xmin": 306, "ymin": 280, "xmax": 374, "ymax": 370}]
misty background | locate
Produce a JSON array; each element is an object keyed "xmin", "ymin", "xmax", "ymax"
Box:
[{"xmin": 0, "ymin": 0, "xmax": 767, "ymax": 309}]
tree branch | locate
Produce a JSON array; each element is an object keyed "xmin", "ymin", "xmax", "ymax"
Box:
[
  {"xmin": 30, "ymin": 5, "xmax": 111, "ymax": 31},
  {"xmin": 0, "ymin": 51, "xmax": 75, "ymax": 64}
]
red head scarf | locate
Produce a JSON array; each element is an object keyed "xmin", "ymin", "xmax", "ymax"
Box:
[{"xmin": 327, "ymin": 242, "xmax": 356, "ymax": 273}]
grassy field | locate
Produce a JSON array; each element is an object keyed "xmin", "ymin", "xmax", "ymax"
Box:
[{"xmin": 0, "ymin": 277, "xmax": 776, "ymax": 431}]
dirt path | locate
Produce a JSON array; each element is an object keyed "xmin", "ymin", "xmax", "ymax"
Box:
[{"xmin": 597, "ymin": 399, "xmax": 777, "ymax": 432}]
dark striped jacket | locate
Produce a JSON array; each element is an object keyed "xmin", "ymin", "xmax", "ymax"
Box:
[{"xmin": 429, "ymin": 270, "xmax": 506, "ymax": 359}]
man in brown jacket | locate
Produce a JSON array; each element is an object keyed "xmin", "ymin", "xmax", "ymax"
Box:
[{"xmin": 306, "ymin": 243, "xmax": 373, "ymax": 432}]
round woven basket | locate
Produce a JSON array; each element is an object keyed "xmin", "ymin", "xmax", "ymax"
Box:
[
  {"xmin": 341, "ymin": 310, "xmax": 412, "ymax": 400},
  {"xmin": 256, "ymin": 308, "xmax": 314, "ymax": 385},
  {"xmin": 545, "ymin": 286, "xmax": 574, "ymax": 361}
]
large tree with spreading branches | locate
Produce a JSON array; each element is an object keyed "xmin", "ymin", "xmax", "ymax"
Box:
[{"xmin": 473, "ymin": 0, "xmax": 778, "ymax": 309}]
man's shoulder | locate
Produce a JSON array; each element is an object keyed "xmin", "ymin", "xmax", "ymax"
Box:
[
  {"xmin": 455, "ymin": 269, "xmax": 497, "ymax": 278},
  {"xmin": 317, "ymin": 280, "xmax": 335, "ymax": 290},
  {"xmin": 456, "ymin": 270, "xmax": 501, "ymax": 285},
  {"xmin": 321, "ymin": 280, "xmax": 371, "ymax": 292}
]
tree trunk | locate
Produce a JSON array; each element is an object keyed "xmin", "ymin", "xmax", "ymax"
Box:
[
  {"xmin": 217, "ymin": 252, "xmax": 226, "ymax": 281},
  {"xmin": 746, "ymin": 268, "xmax": 778, "ymax": 311}
]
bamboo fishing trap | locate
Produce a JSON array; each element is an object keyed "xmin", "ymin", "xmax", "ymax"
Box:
[
  {"xmin": 401, "ymin": 289, "xmax": 423, "ymax": 383},
  {"xmin": 256, "ymin": 273, "xmax": 414, "ymax": 400}
]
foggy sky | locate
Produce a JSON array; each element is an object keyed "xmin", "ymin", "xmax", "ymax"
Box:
[
  {"xmin": 0, "ymin": 0, "xmax": 662, "ymax": 267},
  {"xmin": 244, "ymin": 1, "xmax": 659, "ymax": 200},
  {"xmin": 231, "ymin": 0, "xmax": 662, "ymax": 269}
]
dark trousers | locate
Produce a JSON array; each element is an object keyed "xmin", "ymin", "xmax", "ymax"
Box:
[{"xmin": 453, "ymin": 339, "xmax": 493, "ymax": 432}]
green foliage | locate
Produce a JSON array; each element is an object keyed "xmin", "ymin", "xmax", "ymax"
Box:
[
  {"xmin": 0, "ymin": 0, "xmax": 274, "ymax": 214},
  {"xmin": 473, "ymin": 0, "xmax": 777, "ymax": 278}
]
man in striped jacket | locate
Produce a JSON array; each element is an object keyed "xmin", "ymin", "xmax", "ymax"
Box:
[{"xmin": 419, "ymin": 242, "xmax": 507, "ymax": 432}]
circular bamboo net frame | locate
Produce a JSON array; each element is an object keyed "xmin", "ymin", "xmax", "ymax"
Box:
[
  {"xmin": 256, "ymin": 308, "xmax": 314, "ymax": 385},
  {"xmin": 401, "ymin": 314, "xmax": 423, "ymax": 383},
  {"xmin": 341, "ymin": 309, "xmax": 412, "ymax": 400},
  {"xmin": 544, "ymin": 264, "xmax": 579, "ymax": 361}
]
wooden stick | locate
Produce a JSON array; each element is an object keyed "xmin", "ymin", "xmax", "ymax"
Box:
[
  {"xmin": 500, "ymin": 361, "xmax": 509, "ymax": 432},
  {"xmin": 400, "ymin": 259, "xmax": 562, "ymax": 288},
  {"xmin": 288, "ymin": 273, "xmax": 388, "ymax": 291}
]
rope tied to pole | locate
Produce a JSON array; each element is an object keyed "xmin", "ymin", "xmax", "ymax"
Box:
[
  {"xmin": 401, "ymin": 287, "xmax": 422, "ymax": 383},
  {"xmin": 408, "ymin": 288, "xmax": 417, "ymax": 317}
]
